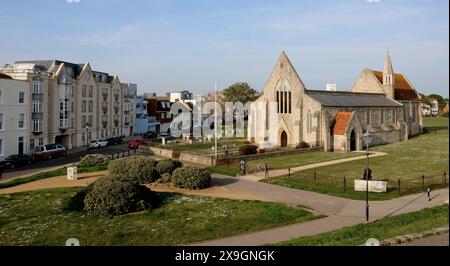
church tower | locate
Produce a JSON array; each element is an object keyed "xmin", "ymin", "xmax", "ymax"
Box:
[{"xmin": 383, "ymin": 49, "xmax": 395, "ymax": 99}]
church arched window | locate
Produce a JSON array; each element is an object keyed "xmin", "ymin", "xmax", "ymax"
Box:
[{"xmin": 276, "ymin": 80, "xmax": 291, "ymax": 114}]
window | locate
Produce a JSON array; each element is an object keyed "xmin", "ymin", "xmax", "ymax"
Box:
[
  {"xmin": 29, "ymin": 139, "xmax": 35, "ymax": 150},
  {"xmin": 88, "ymin": 115, "xmax": 93, "ymax": 127},
  {"xmin": 89, "ymin": 100, "xmax": 93, "ymax": 112},
  {"xmin": 89, "ymin": 86, "xmax": 93, "ymax": 97},
  {"xmin": 18, "ymin": 91, "xmax": 25, "ymax": 104},
  {"xmin": 0, "ymin": 89, "xmax": 3, "ymax": 104},
  {"xmin": 81, "ymin": 115, "xmax": 86, "ymax": 127},
  {"xmin": 18, "ymin": 113, "xmax": 25, "ymax": 129},
  {"xmin": 38, "ymin": 138, "xmax": 44, "ymax": 146},
  {"xmin": 366, "ymin": 110, "xmax": 371, "ymax": 125},
  {"xmin": 82, "ymin": 100, "xmax": 86, "ymax": 113},
  {"xmin": 276, "ymin": 91, "xmax": 279, "ymax": 113},
  {"xmin": 0, "ymin": 138, "xmax": 3, "ymax": 156},
  {"xmin": 82, "ymin": 85, "xmax": 87, "ymax": 97},
  {"xmin": 32, "ymin": 119, "xmax": 42, "ymax": 132},
  {"xmin": 82, "ymin": 132, "xmax": 86, "ymax": 142},
  {"xmin": 33, "ymin": 100, "xmax": 42, "ymax": 113},
  {"xmin": 32, "ymin": 79, "xmax": 42, "ymax": 94},
  {"xmin": 380, "ymin": 109, "xmax": 384, "ymax": 125},
  {"xmin": 0, "ymin": 113, "xmax": 3, "ymax": 130},
  {"xmin": 288, "ymin": 92, "xmax": 292, "ymax": 114}
]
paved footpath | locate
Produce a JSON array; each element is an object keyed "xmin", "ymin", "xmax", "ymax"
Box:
[
  {"xmin": 399, "ymin": 233, "xmax": 449, "ymax": 246},
  {"xmin": 240, "ymin": 151, "xmax": 387, "ymax": 182},
  {"xmin": 191, "ymin": 174, "xmax": 449, "ymax": 246}
]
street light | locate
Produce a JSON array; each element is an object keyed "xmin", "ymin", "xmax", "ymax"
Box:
[
  {"xmin": 85, "ymin": 123, "xmax": 90, "ymax": 154},
  {"xmin": 362, "ymin": 130, "xmax": 373, "ymax": 223}
]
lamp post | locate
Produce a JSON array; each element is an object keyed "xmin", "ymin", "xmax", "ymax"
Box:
[
  {"xmin": 362, "ymin": 130, "xmax": 373, "ymax": 223},
  {"xmin": 85, "ymin": 123, "xmax": 90, "ymax": 154}
]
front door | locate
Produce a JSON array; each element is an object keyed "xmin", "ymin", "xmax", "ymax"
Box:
[
  {"xmin": 280, "ymin": 131, "xmax": 288, "ymax": 147},
  {"xmin": 18, "ymin": 136, "xmax": 24, "ymax": 155}
]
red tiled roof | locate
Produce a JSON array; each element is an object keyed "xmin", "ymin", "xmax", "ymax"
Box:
[
  {"xmin": 372, "ymin": 70, "xmax": 420, "ymax": 101},
  {"xmin": 0, "ymin": 73, "xmax": 12, "ymax": 79},
  {"xmin": 331, "ymin": 112, "xmax": 352, "ymax": 135}
]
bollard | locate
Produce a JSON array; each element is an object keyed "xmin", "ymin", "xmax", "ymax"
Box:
[
  {"xmin": 123, "ymin": 151, "xmax": 125, "ymax": 158},
  {"xmin": 288, "ymin": 168, "xmax": 291, "ymax": 181},
  {"xmin": 111, "ymin": 153, "xmax": 114, "ymax": 159},
  {"xmin": 343, "ymin": 175, "xmax": 346, "ymax": 191},
  {"xmin": 314, "ymin": 170, "xmax": 317, "ymax": 186},
  {"xmin": 422, "ymin": 174, "xmax": 425, "ymax": 191},
  {"xmin": 427, "ymin": 188, "xmax": 431, "ymax": 201},
  {"xmin": 398, "ymin": 179, "xmax": 401, "ymax": 196},
  {"xmin": 128, "ymin": 150, "xmax": 130, "ymax": 156}
]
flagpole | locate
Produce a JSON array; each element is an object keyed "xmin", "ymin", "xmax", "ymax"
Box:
[{"xmin": 214, "ymin": 82, "xmax": 218, "ymax": 159}]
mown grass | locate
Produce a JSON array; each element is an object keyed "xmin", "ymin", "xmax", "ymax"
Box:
[
  {"xmin": 0, "ymin": 188, "xmax": 321, "ymax": 246},
  {"xmin": 262, "ymin": 130, "xmax": 449, "ymax": 200},
  {"xmin": 423, "ymin": 116, "xmax": 449, "ymax": 128},
  {"xmin": 275, "ymin": 205, "xmax": 449, "ymax": 246},
  {"xmin": 0, "ymin": 165, "xmax": 107, "ymax": 189},
  {"xmin": 208, "ymin": 152, "xmax": 361, "ymax": 176}
]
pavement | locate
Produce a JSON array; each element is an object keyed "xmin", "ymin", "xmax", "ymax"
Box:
[
  {"xmin": 399, "ymin": 233, "xmax": 449, "ymax": 246},
  {"xmin": 190, "ymin": 174, "xmax": 449, "ymax": 246},
  {"xmin": 240, "ymin": 151, "xmax": 387, "ymax": 182}
]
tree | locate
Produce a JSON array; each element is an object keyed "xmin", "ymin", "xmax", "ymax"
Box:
[
  {"xmin": 221, "ymin": 82, "xmax": 261, "ymax": 104},
  {"xmin": 427, "ymin": 94, "xmax": 447, "ymax": 109}
]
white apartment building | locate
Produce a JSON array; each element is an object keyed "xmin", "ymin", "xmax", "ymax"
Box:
[
  {"xmin": 0, "ymin": 74, "xmax": 29, "ymax": 159},
  {"xmin": 0, "ymin": 60, "xmax": 135, "ymax": 152}
]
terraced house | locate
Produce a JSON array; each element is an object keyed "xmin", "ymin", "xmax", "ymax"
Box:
[
  {"xmin": 0, "ymin": 60, "xmax": 135, "ymax": 153},
  {"xmin": 248, "ymin": 51, "xmax": 422, "ymax": 152}
]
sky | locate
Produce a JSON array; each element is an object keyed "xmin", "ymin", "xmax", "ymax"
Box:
[{"xmin": 0, "ymin": 0, "xmax": 448, "ymax": 97}]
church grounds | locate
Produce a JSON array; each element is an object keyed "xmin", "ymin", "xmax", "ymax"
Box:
[
  {"xmin": 262, "ymin": 128, "xmax": 449, "ymax": 200},
  {"xmin": 274, "ymin": 204, "xmax": 449, "ymax": 246},
  {"xmin": 0, "ymin": 188, "xmax": 320, "ymax": 245}
]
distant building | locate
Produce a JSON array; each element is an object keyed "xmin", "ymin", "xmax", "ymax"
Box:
[
  {"xmin": 134, "ymin": 95, "xmax": 155, "ymax": 134},
  {"xmin": 0, "ymin": 74, "xmax": 29, "ymax": 159},
  {"xmin": 147, "ymin": 96, "xmax": 172, "ymax": 135},
  {"xmin": 421, "ymin": 103, "xmax": 431, "ymax": 116},
  {"xmin": 326, "ymin": 83, "xmax": 337, "ymax": 91},
  {"xmin": 429, "ymin": 99, "xmax": 439, "ymax": 116},
  {"xmin": 443, "ymin": 103, "xmax": 449, "ymax": 114}
]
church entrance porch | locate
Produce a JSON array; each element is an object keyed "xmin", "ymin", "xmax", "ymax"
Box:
[{"xmin": 280, "ymin": 131, "xmax": 288, "ymax": 147}]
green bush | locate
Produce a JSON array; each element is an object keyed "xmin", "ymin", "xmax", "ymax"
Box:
[
  {"xmin": 84, "ymin": 176, "xmax": 157, "ymax": 217},
  {"xmin": 108, "ymin": 156, "xmax": 159, "ymax": 184},
  {"xmin": 239, "ymin": 145, "xmax": 258, "ymax": 155},
  {"xmin": 296, "ymin": 141, "xmax": 311, "ymax": 149},
  {"xmin": 171, "ymin": 166, "xmax": 211, "ymax": 189},
  {"xmin": 62, "ymin": 184, "xmax": 94, "ymax": 212},
  {"xmin": 156, "ymin": 159, "xmax": 183, "ymax": 175},
  {"xmin": 78, "ymin": 154, "xmax": 111, "ymax": 167}
]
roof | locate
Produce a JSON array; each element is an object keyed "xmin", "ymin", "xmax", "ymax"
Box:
[
  {"xmin": 306, "ymin": 90, "xmax": 402, "ymax": 107},
  {"xmin": 0, "ymin": 73, "xmax": 12, "ymax": 79},
  {"xmin": 371, "ymin": 70, "xmax": 420, "ymax": 101},
  {"xmin": 331, "ymin": 112, "xmax": 352, "ymax": 135}
]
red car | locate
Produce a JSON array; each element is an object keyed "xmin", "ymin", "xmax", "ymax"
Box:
[{"xmin": 127, "ymin": 138, "xmax": 146, "ymax": 149}]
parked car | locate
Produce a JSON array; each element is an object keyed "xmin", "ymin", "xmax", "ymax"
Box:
[
  {"xmin": 90, "ymin": 139, "xmax": 109, "ymax": 149},
  {"xmin": 143, "ymin": 131, "xmax": 157, "ymax": 139},
  {"xmin": 114, "ymin": 136, "xmax": 124, "ymax": 144},
  {"xmin": 33, "ymin": 144, "xmax": 67, "ymax": 160},
  {"xmin": 128, "ymin": 138, "xmax": 146, "ymax": 149},
  {"xmin": 0, "ymin": 154, "xmax": 34, "ymax": 170},
  {"xmin": 107, "ymin": 138, "xmax": 116, "ymax": 146}
]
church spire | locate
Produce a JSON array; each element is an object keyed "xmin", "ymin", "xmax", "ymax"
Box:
[
  {"xmin": 384, "ymin": 47, "xmax": 394, "ymax": 76},
  {"xmin": 382, "ymin": 48, "xmax": 395, "ymax": 99}
]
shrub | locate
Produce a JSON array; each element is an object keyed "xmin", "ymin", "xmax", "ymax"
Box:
[
  {"xmin": 84, "ymin": 176, "xmax": 157, "ymax": 217},
  {"xmin": 62, "ymin": 184, "xmax": 94, "ymax": 212},
  {"xmin": 108, "ymin": 156, "xmax": 159, "ymax": 184},
  {"xmin": 78, "ymin": 154, "xmax": 111, "ymax": 168},
  {"xmin": 156, "ymin": 173, "xmax": 172, "ymax": 183},
  {"xmin": 171, "ymin": 167, "xmax": 211, "ymax": 189},
  {"xmin": 296, "ymin": 141, "xmax": 311, "ymax": 149},
  {"xmin": 156, "ymin": 159, "xmax": 183, "ymax": 175},
  {"xmin": 239, "ymin": 145, "xmax": 258, "ymax": 155}
]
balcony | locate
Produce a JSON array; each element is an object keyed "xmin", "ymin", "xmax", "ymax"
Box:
[
  {"xmin": 32, "ymin": 92, "xmax": 44, "ymax": 100},
  {"xmin": 32, "ymin": 112, "xmax": 44, "ymax": 120}
]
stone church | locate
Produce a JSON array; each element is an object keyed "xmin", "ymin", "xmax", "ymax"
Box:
[{"xmin": 248, "ymin": 51, "xmax": 422, "ymax": 152}]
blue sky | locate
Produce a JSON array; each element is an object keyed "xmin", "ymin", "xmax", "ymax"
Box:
[{"xmin": 0, "ymin": 0, "xmax": 448, "ymax": 97}]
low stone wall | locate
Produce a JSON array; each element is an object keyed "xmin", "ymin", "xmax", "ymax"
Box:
[
  {"xmin": 179, "ymin": 153, "xmax": 214, "ymax": 166},
  {"xmin": 149, "ymin": 147, "xmax": 181, "ymax": 159}
]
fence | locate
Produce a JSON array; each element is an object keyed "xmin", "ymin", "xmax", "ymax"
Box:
[
  {"xmin": 109, "ymin": 149, "xmax": 140, "ymax": 160},
  {"xmin": 264, "ymin": 168, "xmax": 448, "ymax": 196}
]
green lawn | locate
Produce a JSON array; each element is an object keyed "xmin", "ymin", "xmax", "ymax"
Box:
[
  {"xmin": 208, "ymin": 152, "xmax": 361, "ymax": 176},
  {"xmin": 423, "ymin": 116, "xmax": 449, "ymax": 128},
  {"xmin": 262, "ymin": 130, "xmax": 449, "ymax": 200},
  {"xmin": 0, "ymin": 165, "xmax": 107, "ymax": 189},
  {"xmin": 275, "ymin": 205, "xmax": 449, "ymax": 246},
  {"xmin": 0, "ymin": 188, "xmax": 321, "ymax": 246}
]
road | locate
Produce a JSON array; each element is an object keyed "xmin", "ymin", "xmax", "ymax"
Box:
[
  {"xmin": 399, "ymin": 233, "xmax": 449, "ymax": 246},
  {"xmin": 0, "ymin": 143, "xmax": 133, "ymax": 182}
]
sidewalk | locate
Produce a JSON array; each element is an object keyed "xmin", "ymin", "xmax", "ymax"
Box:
[
  {"xmin": 239, "ymin": 151, "xmax": 387, "ymax": 182},
  {"xmin": 190, "ymin": 174, "xmax": 449, "ymax": 246}
]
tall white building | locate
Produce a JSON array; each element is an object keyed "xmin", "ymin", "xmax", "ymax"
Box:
[
  {"xmin": 0, "ymin": 60, "xmax": 135, "ymax": 152},
  {"xmin": 0, "ymin": 74, "xmax": 29, "ymax": 159}
]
